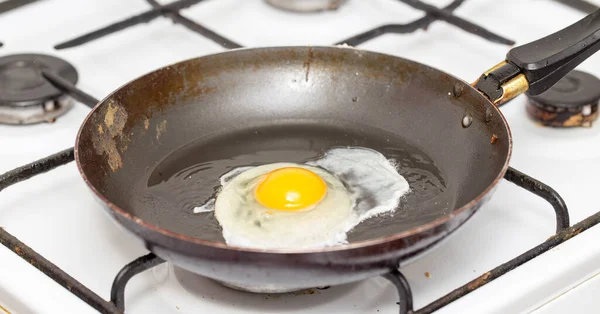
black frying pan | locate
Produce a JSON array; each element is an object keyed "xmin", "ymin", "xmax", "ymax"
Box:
[{"xmin": 74, "ymin": 11, "xmax": 600, "ymax": 293}]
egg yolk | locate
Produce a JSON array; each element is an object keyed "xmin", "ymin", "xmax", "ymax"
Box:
[{"xmin": 254, "ymin": 167, "xmax": 327, "ymax": 211}]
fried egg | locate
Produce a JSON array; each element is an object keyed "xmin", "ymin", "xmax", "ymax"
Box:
[{"xmin": 194, "ymin": 147, "xmax": 410, "ymax": 249}]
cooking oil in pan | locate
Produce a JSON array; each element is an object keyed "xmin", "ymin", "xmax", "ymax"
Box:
[{"xmin": 140, "ymin": 124, "xmax": 450, "ymax": 243}]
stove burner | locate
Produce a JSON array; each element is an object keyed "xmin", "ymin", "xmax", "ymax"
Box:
[
  {"xmin": 265, "ymin": 0, "xmax": 346, "ymax": 12},
  {"xmin": 526, "ymin": 70, "xmax": 600, "ymax": 128},
  {"xmin": 0, "ymin": 54, "xmax": 78, "ymax": 124}
]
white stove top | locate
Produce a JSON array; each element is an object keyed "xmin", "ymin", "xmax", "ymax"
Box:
[{"xmin": 1, "ymin": 0, "xmax": 600, "ymax": 313}]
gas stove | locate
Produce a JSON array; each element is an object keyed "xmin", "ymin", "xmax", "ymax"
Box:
[{"xmin": 1, "ymin": 0, "xmax": 600, "ymax": 313}]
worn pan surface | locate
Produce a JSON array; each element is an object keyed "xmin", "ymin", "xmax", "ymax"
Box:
[
  {"xmin": 75, "ymin": 46, "xmax": 510, "ymax": 292},
  {"xmin": 73, "ymin": 8, "xmax": 600, "ymax": 293}
]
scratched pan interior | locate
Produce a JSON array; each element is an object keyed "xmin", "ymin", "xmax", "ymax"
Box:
[{"xmin": 76, "ymin": 46, "xmax": 510, "ymax": 248}]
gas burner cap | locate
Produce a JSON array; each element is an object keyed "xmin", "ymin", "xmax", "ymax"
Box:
[
  {"xmin": 0, "ymin": 53, "xmax": 78, "ymax": 124},
  {"xmin": 527, "ymin": 70, "xmax": 600, "ymax": 128},
  {"xmin": 265, "ymin": 0, "xmax": 346, "ymax": 12}
]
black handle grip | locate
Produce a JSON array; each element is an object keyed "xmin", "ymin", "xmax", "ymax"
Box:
[{"xmin": 507, "ymin": 9, "xmax": 600, "ymax": 95}]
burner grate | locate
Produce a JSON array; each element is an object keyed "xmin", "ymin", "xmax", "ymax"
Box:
[
  {"xmin": 110, "ymin": 253, "xmax": 166, "ymax": 310},
  {"xmin": 54, "ymin": 0, "xmax": 513, "ymax": 51},
  {"xmin": 386, "ymin": 210, "xmax": 600, "ymax": 313},
  {"xmin": 54, "ymin": 0, "xmax": 209, "ymax": 50},
  {"xmin": 395, "ymin": 0, "xmax": 513, "ymax": 45},
  {"xmin": 0, "ymin": 224, "xmax": 122, "ymax": 314},
  {"xmin": 335, "ymin": 0, "xmax": 463, "ymax": 46},
  {"xmin": 145, "ymin": 0, "xmax": 242, "ymax": 49}
]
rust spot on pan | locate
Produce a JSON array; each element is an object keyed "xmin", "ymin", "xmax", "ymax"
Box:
[
  {"xmin": 490, "ymin": 134, "xmax": 498, "ymax": 144},
  {"xmin": 92, "ymin": 101, "xmax": 128, "ymax": 172},
  {"xmin": 104, "ymin": 102, "xmax": 118, "ymax": 127},
  {"xmin": 108, "ymin": 62, "xmax": 216, "ymax": 136},
  {"xmin": 156, "ymin": 120, "xmax": 167, "ymax": 140}
]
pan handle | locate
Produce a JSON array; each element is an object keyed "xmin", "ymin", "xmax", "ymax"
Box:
[{"xmin": 474, "ymin": 9, "xmax": 600, "ymax": 105}]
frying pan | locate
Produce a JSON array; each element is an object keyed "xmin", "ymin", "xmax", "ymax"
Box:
[{"xmin": 74, "ymin": 11, "xmax": 600, "ymax": 293}]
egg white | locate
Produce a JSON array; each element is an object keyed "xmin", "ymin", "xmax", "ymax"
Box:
[
  {"xmin": 214, "ymin": 163, "xmax": 354, "ymax": 249},
  {"xmin": 194, "ymin": 147, "xmax": 410, "ymax": 250},
  {"xmin": 307, "ymin": 147, "xmax": 410, "ymax": 224}
]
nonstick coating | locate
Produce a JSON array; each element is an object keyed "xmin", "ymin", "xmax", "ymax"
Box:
[{"xmin": 75, "ymin": 46, "xmax": 510, "ymax": 291}]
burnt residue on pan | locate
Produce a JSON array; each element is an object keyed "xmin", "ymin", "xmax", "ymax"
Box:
[
  {"xmin": 156, "ymin": 120, "xmax": 168, "ymax": 141},
  {"xmin": 79, "ymin": 62, "xmax": 218, "ymax": 179},
  {"xmin": 91, "ymin": 100, "xmax": 128, "ymax": 172}
]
